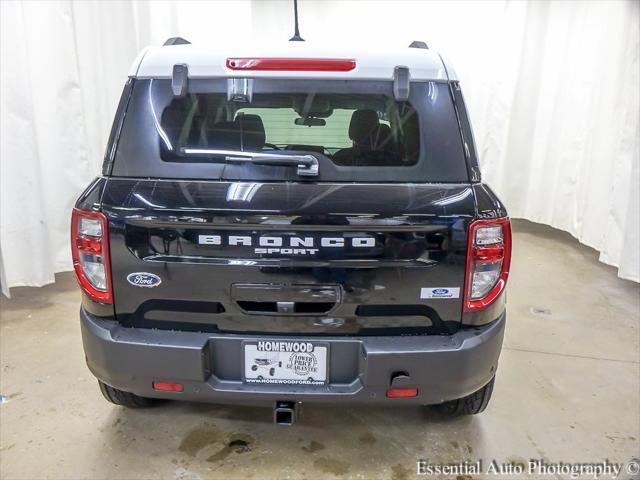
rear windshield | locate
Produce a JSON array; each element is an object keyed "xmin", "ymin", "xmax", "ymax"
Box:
[{"xmin": 111, "ymin": 79, "xmax": 469, "ymax": 182}]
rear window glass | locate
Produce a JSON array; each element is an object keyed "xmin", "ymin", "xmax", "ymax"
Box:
[
  {"xmin": 160, "ymin": 93, "xmax": 419, "ymax": 167},
  {"xmin": 111, "ymin": 79, "xmax": 468, "ymax": 182}
]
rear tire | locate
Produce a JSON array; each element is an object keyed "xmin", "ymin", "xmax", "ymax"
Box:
[
  {"xmin": 98, "ymin": 381, "xmax": 155, "ymax": 408},
  {"xmin": 434, "ymin": 377, "xmax": 495, "ymax": 415}
]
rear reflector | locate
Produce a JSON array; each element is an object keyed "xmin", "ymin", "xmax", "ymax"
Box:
[
  {"xmin": 152, "ymin": 381, "xmax": 184, "ymax": 392},
  {"xmin": 463, "ymin": 217, "xmax": 512, "ymax": 313},
  {"xmin": 386, "ymin": 388, "xmax": 418, "ymax": 398},
  {"xmin": 226, "ymin": 58, "xmax": 356, "ymax": 72}
]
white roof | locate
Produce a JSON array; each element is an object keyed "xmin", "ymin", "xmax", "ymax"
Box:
[{"xmin": 129, "ymin": 41, "xmax": 458, "ymax": 81}]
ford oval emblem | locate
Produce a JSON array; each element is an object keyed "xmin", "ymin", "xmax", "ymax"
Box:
[
  {"xmin": 127, "ymin": 272, "xmax": 162, "ymax": 288},
  {"xmin": 433, "ymin": 288, "xmax": 449, "ymax": 295}
]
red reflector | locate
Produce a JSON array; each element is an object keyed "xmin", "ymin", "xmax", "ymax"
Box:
[
  {"xmin": 152, "ymin": 381, "xmax": 183, "ymax": 392},
  {"xmin": 386, "ymin": 388, "xmax": 418, "ymax": 398},
  {"xmin": 76, "ymin": 236, "xmax": 102, "ymax": 254},
  {"xmin": 474, "ymin": 245, "xmax": 504, "ymax": 263},
  {"xmin": 226, "ymin": 58, "xmax": 356, "ymax": 72}
]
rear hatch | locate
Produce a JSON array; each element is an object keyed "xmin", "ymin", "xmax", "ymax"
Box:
[
  {"xmin": 103, "ymin": 180, "xmax": 474, "ymax": 335},
  {"xmin": 103, "ymin": 75, "xmax": 475, "ymax": 335}
]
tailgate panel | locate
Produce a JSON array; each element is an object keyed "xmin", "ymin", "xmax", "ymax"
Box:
[{"xmin": 102, "ymin": 179, "xmax": 475, "ymax": 335}]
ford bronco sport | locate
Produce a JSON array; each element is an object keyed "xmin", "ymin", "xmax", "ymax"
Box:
[{"xmin": 72, "ymin": 37, "xmax": 511, "ymax": 424}]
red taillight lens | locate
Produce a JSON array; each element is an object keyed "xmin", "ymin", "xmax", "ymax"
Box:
[
  {"xmin": 463, "ymin": 217, "xmax": 512, "ymax": 313},
  {"xmin": 71, "ymin": 208, "xmax": 112, "ymax": 304},
  {"xmin": 152, "ymin": 381, "xmax": 183, "ymax": 392},
  {"xmin": 386, "ymin": 388, "xmax": 418, "ymax": 398},
  {"xmin": 226, "ymin": 58, "xmax": 356, "ymax": 72}
]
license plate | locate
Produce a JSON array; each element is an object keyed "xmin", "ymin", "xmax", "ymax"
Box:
[{"xmin": 243, "ymin": 341, "xmax": 328, "ymax": 385}]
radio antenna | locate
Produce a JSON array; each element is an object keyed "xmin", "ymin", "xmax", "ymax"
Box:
[{"xmin": 289, "ymin": 0, "xmax": 305, "ymax": 41}]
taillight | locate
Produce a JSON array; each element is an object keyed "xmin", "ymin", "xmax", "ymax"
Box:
[
  {"xmin": 226, "ymin": 58, "xmax": 356, "ymax": 72},
  {"xmin": 71, "ymin": 208, "xmax": 112, "ymax": 304},
  {"xmin": 463, "ymin": 217, "xmax": 512, "ymax": 313}
]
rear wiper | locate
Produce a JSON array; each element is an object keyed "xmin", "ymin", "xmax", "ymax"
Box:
[{"xmin": 180, "ymin": 148, "xmax": 319, "ymax": 176}]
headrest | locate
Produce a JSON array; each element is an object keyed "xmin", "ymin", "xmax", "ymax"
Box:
[
  {"xmin": 375, "ymin": 124, "xmax": 392, "ymax": 149},
  {"xmin": 210, "ymin": 121, "xmax": 240, "ymax": 150},
  {"xmin": 348, "ymin": 109, "xmax": 380, "ymax": 144},
  {"xmin": 161, "ymin": 99, "xmax": 192, "ymax": 141},
  {"xmin": 237, "ymin": 114, "xmax": 265, "ymax": 151},
  {"xmin": 161, "ymin": 109, "xmax": 186, "ymax": 146}
]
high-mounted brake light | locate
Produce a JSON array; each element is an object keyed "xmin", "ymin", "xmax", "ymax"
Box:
[
  {"xmin": 463, "ymin": 217, "xmax": 512, "ymax": 313},
  {"xmin": 71, "ymin": 208, "xmax": 112, "ymax": 304},
  {"xmin": 226, "ymin": 58, "xmax": 356, "ymax": 72}
]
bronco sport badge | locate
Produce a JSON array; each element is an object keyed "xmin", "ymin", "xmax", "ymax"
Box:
[{"xmin": 198, "ymin": 234, "xmax": 375, "ymax": 256}]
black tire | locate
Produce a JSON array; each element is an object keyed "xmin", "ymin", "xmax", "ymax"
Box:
[
  {"xmin": 434, "ymin": 377, "xmax": 495, "ymax": 416},
  {"xmin": 98, "ymin": 381, "xmax": 155, "ymax": 408}
]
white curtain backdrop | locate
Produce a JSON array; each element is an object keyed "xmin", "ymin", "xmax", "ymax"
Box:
[{"xmin": 1, "ymin": 0, "xmax": 638, "ymax": 296}]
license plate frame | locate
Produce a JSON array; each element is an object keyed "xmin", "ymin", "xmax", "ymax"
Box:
[{"xmin": 242, "ymin": 340, "xmax": 329, "ymax": 385}]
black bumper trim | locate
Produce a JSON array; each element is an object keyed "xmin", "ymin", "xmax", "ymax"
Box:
[{"xmin": 80, "ymin": 308, "xmax": 506, "ymax": 406}]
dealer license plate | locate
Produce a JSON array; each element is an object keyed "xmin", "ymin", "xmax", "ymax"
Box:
[{"xmin": 243, "ymin": 340, "xmax": 328, "ymax": 385}]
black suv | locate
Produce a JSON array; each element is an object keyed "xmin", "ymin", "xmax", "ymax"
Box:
[{"xmin": 72, "ymin": 39, "xmax": 511, "ymax": 424}]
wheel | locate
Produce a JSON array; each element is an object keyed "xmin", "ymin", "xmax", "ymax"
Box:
[
  {"xmin": 98, "ymin": 381, "xmax": 155, "ymax": 408},
  {"xmin": 434, "ymin": 377, "xmax": 495, "ymax": 416}
]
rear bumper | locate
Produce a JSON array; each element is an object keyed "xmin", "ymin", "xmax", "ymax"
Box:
[{"xmin": 80, "ymin": 308, "xmax": 505, "ymax": 406}]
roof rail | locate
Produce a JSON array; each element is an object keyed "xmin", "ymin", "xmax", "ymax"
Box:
[
  {"xmin": 164, "ymin": 37, "xmax": 191, "ymax": 46},
  {"xmin": 409, "ymin": 40, "xmax": 428, "ymax": 50}
]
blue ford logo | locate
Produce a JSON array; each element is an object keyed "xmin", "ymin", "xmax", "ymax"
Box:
[
  {"xmin": 127, "ymin": 272, "xmax": 161, "ymax": 288},
  {"xmin": 433, "ymin": 288, "xmax": 449, "ymax": 295}
]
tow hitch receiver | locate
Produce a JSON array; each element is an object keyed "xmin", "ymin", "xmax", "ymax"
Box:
[{"xmin": 274, "ymin": 401, "xmax": 298, "ymax": 426}]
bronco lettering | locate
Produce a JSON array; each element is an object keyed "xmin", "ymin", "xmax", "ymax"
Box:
[{"xmin": 197, "ymin": 234, "xmax": 375, "ymax": 254}]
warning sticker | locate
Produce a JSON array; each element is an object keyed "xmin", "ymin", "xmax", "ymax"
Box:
[{"xmin": 420, "ymin": 287, "xmax": 460, "ymax": 299}]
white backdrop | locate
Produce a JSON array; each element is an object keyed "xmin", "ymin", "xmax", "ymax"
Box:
[{"xmin": 1, "ymin": 0, "xmax": 638, "ymax": 296}]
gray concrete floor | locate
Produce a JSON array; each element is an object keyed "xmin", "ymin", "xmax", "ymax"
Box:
[{"xmin": 1, "ymin": 220, "xmax": 638, "ymax": 480}]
